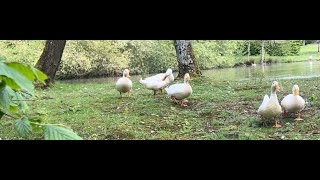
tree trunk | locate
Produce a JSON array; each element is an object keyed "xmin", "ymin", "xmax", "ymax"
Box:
[
  {"xmin": 318, "ymin": 40, "xmax": 320, "ymax": 52},
  {"xmin": 303, "ymin": 40, "xmax": 306, "ymax": 46},
  {"xmin": 174, "ymin": 40, "xmax": 202, "ymax": 78},
  {"xmin": 260, "ymin": 40, "xmax": 265, "ymax": 64},
  {"xmin": 247, "ymin": 40, "xmax": 251, "ymax": 62},
  {"xmin": 36, "ymin": 40, "xmax": 66, "ymax": 86}
]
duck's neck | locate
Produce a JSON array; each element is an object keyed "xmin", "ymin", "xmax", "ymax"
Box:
[
  {"xmin": 168, "ymin": 74, "xmax": 174, "ymax": 82},
  {"xmin": 271, "ymin": 90, "xmax": 278, "ymax": 101},
  {"xmin": 163, "ymin": 76, "xmax": 170, "ymax": 83},
  {"xmin": 292, "ymin": 91, "xmax": 299, "ymax": 96}
]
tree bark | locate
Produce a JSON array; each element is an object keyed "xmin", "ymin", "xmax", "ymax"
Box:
[
  {"xmin": 247, "ymin": 40, "xmax": 251, "ymax": 62},
  {"xmin": 260, "ymin": 40, "xmax": 265, "ymax": 64},
  {"xmin": 303, "ymin": 40, "xmax": 306, "ymax": 46},
  {"xmin": 36, "ymin": 40, "xmax": 66, "ymax": 86},
  {"xmin": 318, "ymin": 40, "xmax": 319, "ymax": 52},
  {"xmin": 174, "ymin": 40, "xmax": 202, "ymax": 78}
]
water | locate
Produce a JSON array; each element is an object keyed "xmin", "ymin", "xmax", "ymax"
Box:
[
  {"xmin": 203, "ymin": 61, "xmax": 320, "ymax": 81},
  {"xmin": 62, "ymin": 61, "xmax": 320, "ymax": 84}
]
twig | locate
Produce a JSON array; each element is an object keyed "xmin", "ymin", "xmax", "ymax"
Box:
[
  {"xmin": 29, "ymin": 122, "xmax": 69, "ymax": 128},
  {"xmin": 19, "ymin": 90, "xmax": 33, "ymax": 97},
  {"xmin": 3, "ymin": 112, "xmax": 19, "ymax": 119}
]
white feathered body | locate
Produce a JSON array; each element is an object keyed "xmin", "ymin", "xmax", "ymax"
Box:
[
  {"xmin": 281, "ymin": 94, "xmax": 305, "ymax": 113},
  {"xmin": 165, "ymin": 83, "xmax": 192, "ymax": 100},
  {"xmin": 258, "ymin": 94, "xmax": 282, "ymax": 118},
  {"xmin": 116, "ymin": 77, "xmax": 132, "ymax": 93}
]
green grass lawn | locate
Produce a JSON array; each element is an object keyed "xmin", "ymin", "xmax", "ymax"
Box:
[{"xmin": 1, "ymin": 76, "xmax": 320, "ymax": 140}]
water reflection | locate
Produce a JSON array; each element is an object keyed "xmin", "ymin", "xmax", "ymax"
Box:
[{"xmin": 202, "ymin": 61, "xmax": 320, "ymax": 81}]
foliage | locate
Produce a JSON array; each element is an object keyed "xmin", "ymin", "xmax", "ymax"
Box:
[
  {"xmin": 127, "ymin": 40, "xmax": 177, "ymax": 75},
  {"xmin": 267, "ymin": 40, "xmax": 301, "ymax": 56},
  {"xmin": 0, "ymin": 40, "xmax": 45, "ymax": 65},
  {"xmin": 237, "ymin": 40, "xmax": 262, "ymax": 56},
  {"xmin": 58, "ymin": 40, "xmax": 131, "ymax": 79},
  {"xmin": 44, "ymin": 125, "xmax": 83, "ymax": 140},
  {"xmin": 0, "ymin": 40, "xmax": 311, "ymax": 80},
  {"xmin": 305, "ymin": 40, "xmax": 317, "ymax": 45},
  {"xmin": 0, "ymin": 61, "xmax": 82, "ymax": 140},
  {"xmin": 236, "ymin": 40, "xmax": 302, "ymax": 57},
  {"xmin": 193, "ymin": 40, "xmax": 245, "ymax": 68}
]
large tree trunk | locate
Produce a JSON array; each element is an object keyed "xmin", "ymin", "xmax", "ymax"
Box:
[
  {"xmin": 36, "ymin": 40, "xmax": 66, "ymax": 86},
  {"xmin": 247, "ymin": 40, "xmax": 251, "ymax": 62},
  {"xmin": 303, "ymin": 40, "xmax": 306, "ymax": 46},
  {"xmin": 260, "ymin": 40, "xmax": 265, "ymax": 64},
  {"xmin": 174, "ymin": 40, "xmax": 202, "ymax": 78}
]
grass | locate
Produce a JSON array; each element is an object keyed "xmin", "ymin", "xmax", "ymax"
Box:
[{"xmin": 1, "ymin": 76, "xmax": 320, "ymax": 140}]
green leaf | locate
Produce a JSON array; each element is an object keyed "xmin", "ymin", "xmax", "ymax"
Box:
[
  {"xmin": 9, "ymin": 105, "xmax": 18, "ymax": 113},
  {"xmin": 13, "ymin": 92, "xmax": 29, "ymax": 113},
  {"xmin": 6, "ymin": 62, "xmax": 36, "ymax": 81},
  {"xmin": 31, "ymin": 67, "xmax": 47, "ymax": 84},
  {"xmin": 0, "ymin": 56, "xmax": 5, "ymax": 62},
  {"xmin": 15, "ymin": 118, "xmax": 32, "ymax": 138},
  {"xmin": 0, "ymin": 80, "xmax": 5, "ymax": 89},
  {"xmin": 44, "ymin": 125, "xmax": 83, "ymax": 140},
  {"xmin": 6, "ymin": 63, "xmax": 48, "ymax": 84},
  {"xmin": 0, "ymin": 76, "xmax": 20, "ymax": 91},
  {"xmin": 0, "ymin": 111, "xmax": 4, "ymax": 119},
  {"xmin": 0, "ymin": 84, "xmax": 11, "ymax": 110},
  {"xmin": 0, "ymin": 63, "xmax": 34, "ymax": 94},
  {"xmin": 29, "ymin": 117, "xmax": 46, "ymax": 133}
]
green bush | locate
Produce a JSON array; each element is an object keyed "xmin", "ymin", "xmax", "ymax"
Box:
[
  {"xmin": 127, "ymin": 40, "xmax": 177, "ymax": 75},
  {"xmin": 0, "ymin": 40, "xmax": 44, "ymax": 65},
  {"xmin": 58, "ymin": 40, "xmax": 131, "ymax": 79},
  {"xmin": 193, "ymin": 40, "xmax": 243, "ymax": 68}
]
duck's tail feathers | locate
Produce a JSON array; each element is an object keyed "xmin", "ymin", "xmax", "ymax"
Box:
[{"xmin": 139, "ymin": 78, "xmax": 147, "ymax": 85}]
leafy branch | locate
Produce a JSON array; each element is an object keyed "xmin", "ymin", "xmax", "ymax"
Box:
[{"xmin": 0, "ymin": 61, "xmax": 82, "ymax": 140}]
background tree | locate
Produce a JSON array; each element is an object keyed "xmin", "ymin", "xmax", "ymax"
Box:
[
  {"xmin": 260, "ymin": 40, "xmax": 265, "ymax": 64},
  {"xmin": 247, "ymin": 40, "xmax": 251, "ymax": 62},
  {"xmin": 36, "ymin": 40, "xmax": 66, "ymax": 85},
  {"xmin": 174, "ymin": 40, "xmax": 202, "ymax": 78}
]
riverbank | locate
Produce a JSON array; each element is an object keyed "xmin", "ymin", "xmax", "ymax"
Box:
[
  {"xmin": 1, "ymin": 76, "xmax": 320, "ymax": 140},
  {"xmin": 54, "ymin": 44, "xmax": 320, "ymax": 80}
]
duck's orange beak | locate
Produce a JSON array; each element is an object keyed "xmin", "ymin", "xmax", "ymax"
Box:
[
  {"xmin": 162, "ymin": 74, "xmax": 167, "ymax": 81},
  {"xmin": 275, "ymin": 83, "xmax": 280, "ymax": 92},
  {"xmin": 126, "ymin": 72, "xmax": 130, "ymax": 77},
  {"xmin": 294, "ymin": 88, "xmax": 299, "ymax": 95}
]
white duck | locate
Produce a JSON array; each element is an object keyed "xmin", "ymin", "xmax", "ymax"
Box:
[
  {"xmin": 140, "ymin": 68, "xmax": 174, "ymax": 89},
  {"xmin": 116, "ymin": 69, "xmax": 132, "ymax": 97},
  {"xmin": 139, "ymin": 78, "xmax": 168, "ymax": 95},
  {"xmin": 257, "ymin": 81, "xmax": 282, "ymax": 128},
  {"xmin": 165, "ymin": 73, "xmax": 192, "ymax": 107},
  {"xmin": 281, "ymin": 85, "xmax": 305, "ymax": 121}
]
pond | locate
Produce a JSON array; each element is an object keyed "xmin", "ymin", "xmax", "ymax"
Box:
[
  {"xmin": 61, "ymin": 61, "xmax": 320, "ymax": 84},
  {"xmin": 203, "ymin": 60, "xmax": 320, "ymax": 81}
]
